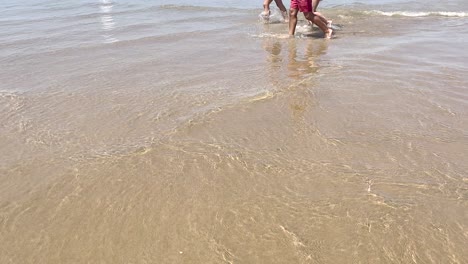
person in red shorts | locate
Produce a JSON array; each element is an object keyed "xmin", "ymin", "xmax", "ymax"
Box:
[{"xmin": 289, "ymin": 0, "xmax": 333, "ymax": 38}]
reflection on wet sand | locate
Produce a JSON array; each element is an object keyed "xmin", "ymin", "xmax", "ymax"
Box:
[
  {"xmin": 286, "ymin": 39, "xmax": 327, "ymax": 79},
  {"xmin": 262, "ymin": 38, "xmax": 328, "ymax": 82},
  {"xmin": 262, "ymin": 38, "xmax": 328, "ymax": 121}
]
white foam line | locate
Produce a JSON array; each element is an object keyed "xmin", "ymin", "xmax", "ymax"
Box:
[{"xmin": 370, "ymin": 11, "xmax": 468, "ymax": 17}]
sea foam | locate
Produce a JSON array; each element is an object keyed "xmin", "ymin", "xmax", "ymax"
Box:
[{"xmin": 370, "ymin": 11, "xmax": 468, "ymax": 17}]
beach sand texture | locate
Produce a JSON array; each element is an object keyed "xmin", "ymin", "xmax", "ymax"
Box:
[{"xmin": 1, "ymin": 0, "xmax": 467, "ymax": 263}]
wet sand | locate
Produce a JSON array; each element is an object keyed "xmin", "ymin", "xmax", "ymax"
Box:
[{"xmin": 1, "ymin": 1, "xmax": 467, "ymax": 263}]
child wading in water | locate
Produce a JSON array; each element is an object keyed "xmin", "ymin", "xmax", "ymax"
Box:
[
  {"xmin": 261, "ymin": 0, "xmax": 289, "ymax": 22},
  {"xmin": 289, "ymin": 0, "xmax": 333, "ymax": 38}
]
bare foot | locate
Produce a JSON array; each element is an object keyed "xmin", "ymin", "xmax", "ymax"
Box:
[
  {"xmin": 260, "ymin": 10, "xmax": 270, "ymax": 21},
  {"xmin": 325, "ymin": 28, "xmax": 333, "ymax": 39},
  {"xmin": 281, "ymin": 11, "xmax": 289, "ymax": 23}
]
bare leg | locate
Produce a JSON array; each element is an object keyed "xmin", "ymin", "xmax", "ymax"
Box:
[
  {"xmin": 314, "ymin": 12, "xmax": 331, "ymax": 26},
  {"xmin": 274, "ymin": 0, "xmax": 289, "ymax": 22},
  {"xmin": 308, "ymin": 13, "xmax": 331, "ymax": 28},
  {"xmin": 262, "ymin": 0, "xmax": 273, "ymax": 16},
  {"xmin": 311, "ymin": 0, "xmax": 332, "ymax": 27},
  {"xmin": 274, "ymin": 0, "xmax": 287, "ymax": 12},
  {"xmin": 263, "ymin": 0, "xmax": 288, "ymax": 22},
  {"xmin": 289, "ymin": 9, "xmax": 299, "ymax": 36},
  {"xmin": 304, "ymin": 12, "xmax": 332, "ymax": 38}
]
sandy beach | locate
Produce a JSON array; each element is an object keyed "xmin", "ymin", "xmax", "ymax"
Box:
[{"xmin": 1, "ymin": 0, "xmax": 467, "ymax": 263}]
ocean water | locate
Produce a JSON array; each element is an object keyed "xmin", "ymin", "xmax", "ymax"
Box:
[{"xmin": 1, "ymin": 0, "xmax": 467, "ymax": 263}]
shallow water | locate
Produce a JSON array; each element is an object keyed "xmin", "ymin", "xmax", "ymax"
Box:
[{"xmin": 1, "ymin": 0, "xmax": 467, "ymax": 263}]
